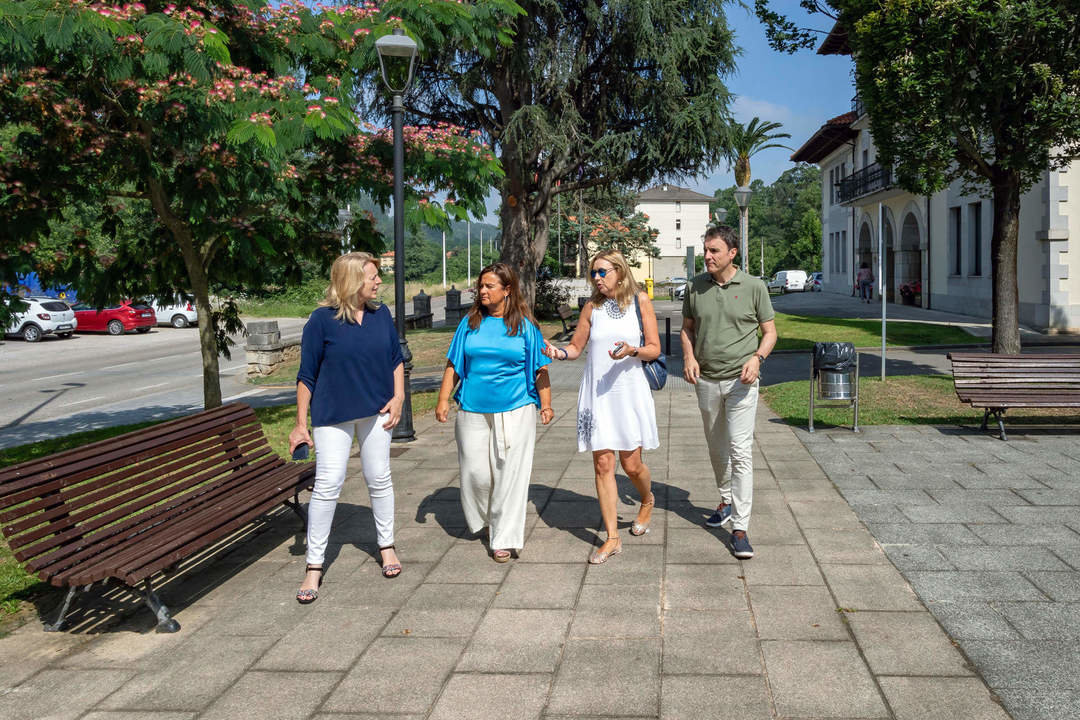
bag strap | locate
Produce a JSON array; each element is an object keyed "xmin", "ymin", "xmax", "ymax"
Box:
[{"xmin": 633, "ymin": 293, "xmax": 645, "ymax": 347}]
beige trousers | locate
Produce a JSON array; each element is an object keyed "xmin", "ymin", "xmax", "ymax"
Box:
[
  {"xmin": 695, "ymin": 376, "xmax": 759, "ymax": 532},
  {"xmin": 455, "ymin": 404, "xmax": 536, "ymax": 551}
]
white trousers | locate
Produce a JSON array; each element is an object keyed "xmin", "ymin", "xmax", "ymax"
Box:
[
  {"xmin": 455, "ymin": 404, "xmax": 536, "ymax": 552},
  {"xmin": 307, "ymin": 414, "xmax": 394, "ymax": 565},
  {"xmin": 695, "ymin": 376, "xmax": 759, "ymax": 532}
]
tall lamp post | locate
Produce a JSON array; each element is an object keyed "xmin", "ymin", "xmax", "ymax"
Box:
[
  {"xmin": 733, "ymin": 185, "xmax": 752, "ymax": 273},
  {"xmin": 376, "ymin": 27, "xmax": 419, "ymax": 442}
]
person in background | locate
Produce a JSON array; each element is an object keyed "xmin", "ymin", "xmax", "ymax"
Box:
[
  {"xmin": 857, "ymin": 262, "xmax": 874, "ymax": 303},
  {"xmin": 290, "ymin": 252, "xmax": 405, "ymax": 604},
  {"xmin": 544, "ymin": 250, "xmax": 660, "ymax": 565},
  {"xmin": 435, "ymin": 262, "xmax": 553, "ymax": 562}
]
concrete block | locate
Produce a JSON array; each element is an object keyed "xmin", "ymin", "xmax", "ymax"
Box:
[
  {"xmin": 547, "ymin": 638, "xmax": 660, "ymax": 717},
  {"xmin": 245, "ymin": 320, "xmax": 279, "ymax": 335},
  {"xmin": 821, "ymin": 563, "xmax": 925, "ymax": 611},
  {"xmin": 865, "ymin": 521, "xmax": 986, "ymax": 545},
  {"xmin": 761, "ymin": 640, "xmax": 887, "ymax": 718},
  {"xmin": 961, "ymin": 638, "xmax": 1080, "ymax": 691},
  {"xmin": 881, "ymin": 543, "xmax": 954, "ymax": 571},
  {"xmin": 661, "ymin": 676, "xmax": 772, "ymax": 720},
  {"xmin": 494, "ymin": 563, "xmax": 586, "ymax": 608},
  {"xmin": 847, "ymin": 610, "xmax": 973, "ymax": 675},
  {"xmin": 457, "ymin": 608, "xmax": 572, "ymax": 672},
  {"xmin": 741, "ymin": 543, "xmax": 826, "ymax": 585},
  {"xmin": 907, "ymin": 571, "xmax": 1050, "ymax": 603},
  {"xmin": 199, "ymin": 670, "xmax": 339, "ymax": 720},
  {"xmin": 662, "ymin": 564, "xmax": 748, "ymax": 611},
  {"xmin": 937, "ymin": 545, "xmax": 1071, "ymax": 572},
  {"xmin": 994, "ymin": 601, "xmax": 1080, "ymax": 639},
  {"xmin": 661, "ymin": 608, "xmax": 761, "ymax": 675},
  {"xmin": 570, "ymin": 583, "xmax": 661, "ymax": 638},
  {"xmin": 925, "ymin": 601, "xmax": 1019, "ymax": 641},
  {"xmin": 583, "ymin": 544, "xmax": 664, "ymax": 585},
  {"xmin": 257, "ymin": 607, "xmax": 392, "ymax": 671},
  {"xmin": 878, "ymin": 677, "xmax": 1010, "ymax": 720},
  {"xmin": 803, "ymin": 526, "xmax": 890, "ymax": 564},
  {"xmin": 996, "ymin": 687, "xmax": 1080, "ymax": 720},
  {"xmin": 748, "ymin": 585, "xmax": 849, "ymax": 641},
  {"xmin": 430, "ymin": 674, "xmax": 549, "ymax": 720},
  {"xmin": 382, "ymin": 583, "xmax": 496, "ymax": 637},
  {"xmin": 3, "ymin": 669, "xmax": 134, "ymax": 720},
  {"xmin": 1026, "ymin": 570, "xmax": 1080, "ymax": 601}
]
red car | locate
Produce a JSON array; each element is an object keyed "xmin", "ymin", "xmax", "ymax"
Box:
[{"xmin": 71, "ymin": 301, "xmax": 156, "ymax": 335}]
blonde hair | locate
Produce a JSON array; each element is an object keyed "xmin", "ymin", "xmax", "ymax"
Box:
[
  {"xmin": 320, "ymin": 252, "xmax": 380, "ymax": 322},
  {"xmin": 589, "ymin": 249, "xmax": 639, "ymax": 310}
]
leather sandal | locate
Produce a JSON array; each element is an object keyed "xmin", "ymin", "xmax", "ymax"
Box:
[
  {"xmin": 492, "ymin": 549, "xmax": 512, "ymax": 563},
  {"xmin": 296, "ymin": 565, "xmax": 323, "ymax": 604},
  {"xmin": 588, "ymin": 536, "xmax": 622, "ymax": 565},
  {"xmin": 630, "ymin": 493, "xmax": 655, "ymax": 536},
  {"xmin": 379, "ymin": 545, "xmax": 402, "ymax": 579}
]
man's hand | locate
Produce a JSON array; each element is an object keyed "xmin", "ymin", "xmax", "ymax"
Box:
[
  {"xmin": 683, "ymin": 356, "xmax": 701, "ymax": 385},
  {"xmin": 739, "ymin": 356, "xmax": 761, "ymax": 385}
]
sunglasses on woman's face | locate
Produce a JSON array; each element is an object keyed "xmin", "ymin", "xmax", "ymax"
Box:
[{"xmin": 590, "ymin": 268, "xmax": 610, "ymax": 278}]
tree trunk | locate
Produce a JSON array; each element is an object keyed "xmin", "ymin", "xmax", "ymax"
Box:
[
  {"xmin": 990, "ymin": 171, "xmax": 1021, "ymax": 354},
  {"xmin": 497, "ymin": 147, "xmax": 552, "ymax": 308}
]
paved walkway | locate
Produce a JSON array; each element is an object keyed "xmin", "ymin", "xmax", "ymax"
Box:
[{"xmin": 0, "ymin": 356, "xmax": 1017, "ymax": 720}]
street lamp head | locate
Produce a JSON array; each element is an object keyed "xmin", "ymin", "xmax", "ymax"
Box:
[
  {"xmin": 713, "ymin": 208, "xmax": 727, "ymax": 224},
  {"xmin": 375, "ymin": 28, "xmax": 418, "ymax": 95},
  {"xmin": 733, "ymin": 185, "xmax": 752, "ymax": 209}
]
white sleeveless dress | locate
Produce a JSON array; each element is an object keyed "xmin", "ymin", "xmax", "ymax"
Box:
[{"xmin": 576, "ymin": 297, "xmax": 660, "ymax": 453}]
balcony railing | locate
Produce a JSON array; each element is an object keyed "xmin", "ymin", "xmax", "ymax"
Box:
[
  {"xmin": 852, "ymin": 94, "xmax": 865, "ymax": 118},
  {"xmin": 837, "ymin": 162, "xmax": 892, "ymax": 204}
]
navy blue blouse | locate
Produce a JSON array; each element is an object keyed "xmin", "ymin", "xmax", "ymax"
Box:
[{"xmin": 296, "ymin": 304, "xmax": 404, "ymax": 427}]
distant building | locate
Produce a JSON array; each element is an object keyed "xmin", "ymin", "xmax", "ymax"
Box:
[{"xmin": 635, "ymin": 184, "xmax": 713, "ymax": 282}]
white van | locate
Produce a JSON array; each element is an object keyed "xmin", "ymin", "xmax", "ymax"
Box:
[{"xmin": 767, "ymin": 270, "xmax": 808, "ymax": 294}]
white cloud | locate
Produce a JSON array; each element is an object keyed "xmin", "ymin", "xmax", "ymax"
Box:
[{"xmin": 730, "ymin": 96, "xmax": 795, "ymax": 126}]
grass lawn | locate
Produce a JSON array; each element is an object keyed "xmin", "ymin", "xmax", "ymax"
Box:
[
  {"xmin": 238, "ymin": 281, "xmax": 455, "ymax": 318},
  {"xmin": 761, "ymin": 373, "xmax": 1080, "ymax": 429},
  {"xmin": 771, "ymin": 312, "xmax": 980, "ymax": 351},
  {"xmin": 0, "ymin": 395, "xmax": 437, "ymax": 629}
]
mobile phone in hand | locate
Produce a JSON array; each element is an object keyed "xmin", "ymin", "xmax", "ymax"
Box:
[
  {"xmin": 613, "ymin": 341, "xmax": 627, "ymax": 356},
  {"xmin": 291, "ymin": 443, "xmax": 310, "ymax": 461}
]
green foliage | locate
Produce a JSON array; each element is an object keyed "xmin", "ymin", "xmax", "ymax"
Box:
[
  {"xmin": 533, "ymin": 273, "xmax": 570, "ymax": 320},
  {"xmin": 545, "ymin": 186, "xmax": 659, "ymax": 275}
]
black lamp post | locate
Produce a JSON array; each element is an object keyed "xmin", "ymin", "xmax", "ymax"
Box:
[{"xmin": 376, "ymin": 27, "xmax": 418, "ymax": 442}]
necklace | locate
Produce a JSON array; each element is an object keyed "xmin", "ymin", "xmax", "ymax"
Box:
[{"xmin": 602, "ymin": 298, "xmax": 625, "ymax": 319}]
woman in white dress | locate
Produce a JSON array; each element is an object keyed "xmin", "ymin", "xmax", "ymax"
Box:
[{"xmin": 544, "ymin": 250, "xmax": 661, "ymax": 564}]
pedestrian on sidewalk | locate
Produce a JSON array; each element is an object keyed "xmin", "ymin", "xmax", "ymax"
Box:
[
  {"xmin": 290, "ymin": 252, "xmax": 405, "ymax": 604},
  {"xmin": 435, "ymin": 262, "xmax": 554, "ymax": 563},
  {"xmin": 544, "ymin": 250, "xmax": 660, "ymax": 565},
  {"xmin": 857, "ymin": 262, "xmax": 874, "ymax": 303},
  {"xmin": 681, "ymin": 226, "xmax": 777, "ymax": 560}
]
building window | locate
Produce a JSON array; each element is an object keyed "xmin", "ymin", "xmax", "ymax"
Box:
[
  {"xmin": 675, "ymin": 201, "xmax": 681, "ymax": 214},
  {"xmin": 950, "ymin": 206, "xmax": 962, "ymax": 275},
  {"xmin": 841, "ymin": 230, "xmax": 847, "ymax": 273},
  {"xmin": 675, "ymin": 237, "xmax": 682, "ymax": 249},
  {"xmin": 862, "ymin": 149, "xmax": 868, "ymax": 169},
  {"xmin": 969, "ymin": 202, "xmax": 982, "ymax": 276},
  {"xmin": 675, "ymin": 218, "xmax": 681, "ymax": 230}
]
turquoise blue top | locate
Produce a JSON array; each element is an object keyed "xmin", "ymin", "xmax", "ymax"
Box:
[{"xmin": 446, "ymin": 315, "xmax": 551, "ymax": 413}]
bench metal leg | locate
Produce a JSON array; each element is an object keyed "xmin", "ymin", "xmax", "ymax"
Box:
[
  {"xmin": 44, "ymin": 586, "xmax": 79, "ymax": 632},
  {"xmin": 284, "ymin": 491, "xmax": 307, "ymax": 530},
  {"xmin": 996, "ymin": 410, "xmax": 1008, "ymax": 441},
  {"xmin": 143, "ymin": 579, "xmax": 180, "ymax": 633},
  {"xmin": 980, "ymin": 409, "xmax": 992, "ymax": 431}
]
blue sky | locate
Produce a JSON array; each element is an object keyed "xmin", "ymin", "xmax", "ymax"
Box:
[{"xmin": 478, "ymin": 6, "xmax": 853, "ymax": 223}]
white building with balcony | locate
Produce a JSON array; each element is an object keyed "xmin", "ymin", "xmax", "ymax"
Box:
[
  {"xmin": 793, "ymin": 25, "xmax": 1080, "ymax": 333},
  {"xmin": 635, "ymin": 184, "xmax": 712, "ymax": 283}
]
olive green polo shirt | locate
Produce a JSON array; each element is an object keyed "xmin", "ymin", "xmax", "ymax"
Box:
[{"xmin": 681, "ymin": 269, "xmax": 774, "ymax": 380}]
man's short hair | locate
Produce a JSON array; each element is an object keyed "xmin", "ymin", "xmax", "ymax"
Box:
[{"xmin": 704, "ymin": 224, "xmax": 738, "ymax": 252}]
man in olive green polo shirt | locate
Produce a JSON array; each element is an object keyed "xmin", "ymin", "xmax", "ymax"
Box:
[{"xmin": 681, "ymin": 225, "xmax": 776, "ymax": 559}]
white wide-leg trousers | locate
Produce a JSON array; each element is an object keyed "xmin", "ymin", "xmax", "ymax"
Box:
[
  {"xmin": 695, "ymin": 376, "xmax": 759, "ymax": 532},
  {"xmin": 307, "ymin": 414, "xmax": 394, "ymax": 565},
  {"xmin": 455, "ymin": 404, "xmax": 536, "ymax": 552}
]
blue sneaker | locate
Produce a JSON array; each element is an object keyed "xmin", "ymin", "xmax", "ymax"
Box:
[
  {"xmin": 705, "ymin": 502, "xmax": 732, "ymax": 528},
  {"xmin": 731, "ymin": 530, "xmax": 754, "ymax": 559}
]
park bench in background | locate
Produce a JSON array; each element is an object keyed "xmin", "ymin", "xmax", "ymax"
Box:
[
  {"xmin": 557, "ymin": 303, "xmax": 578, "ymax": 338},
  {"xmin": 0, "ymin": 403, "xmax": 314, "ymax": 632},
  {"xmin": 947, "ymin": 352, "xmax": 1080, "ymax": 440}
]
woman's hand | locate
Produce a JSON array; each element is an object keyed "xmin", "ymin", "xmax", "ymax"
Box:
[
  {"xmin": 609, "ymin": 341, "xmax": 637, "ymax": 360},
  {"xmin": 542, "ymin": 342, "xmax": 560, "ymax": 359},
  {"xmin": 539, "ymin": 406, "xmax": 555, "ymax": 425},
  {"xmin": 435, "ymin": 397, "xmax": 450, "ymax": 423},
  {"xmin": 380, "ymin": 394, "xmax": 404, "ymax": 429},
  {"xmin": 288, "ymin": 424, "xmax": 314, "ymax": 454}
]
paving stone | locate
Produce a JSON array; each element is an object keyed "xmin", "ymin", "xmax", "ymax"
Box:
[
  {"xmin": 1026, "ymin": 570, "xmax": 1080, "ymax": 601},
  {"xmin": 570, "ymin": 583, "xmax": 661, "ymax": 638},
  {"xmin": 1014, "ymin": 488, "xmax": 1080, "ymax": 505},
  {"xmin": 937, "ymin": 545, "xmax": 1071, "ymax": 572},
  {"xmin": 748, "ymin": 585, "xmax": 848, "ymax": 640},
  {"xmin": 907, "ymin": 571, "xmax": 1049, "ymax": 603},
  {"xmin": 961, "ymin": 639, "xmax": 1080, "ymax": 691},
  {"xmin": 518, "ymin": 527, "xmax": 596, "ymax": 563},
  {"xmin": 761, "ymin": 640, "xmax": 887, "ymax": 718},
  {"xmin": 740, "ymin": 543, "xmax": 825, "ymax": 585},
  {"xmin": 821, "ymin": 563, "xmax": 925, "ymax": 611},
  {"xmin": 955, "ymin": 473, "xmax": 1049, "ymax": 489},
  {"xmin": 1052, "ymin": 545, "xmax": 1080, "ymax": 570},
  {"xmin": 968, "ymin": 523, "xmax": 1080, "ymax": 546},
  {"xmin": 787, "ymin": 500, "xmax": 863, "ymax": 528},
  {"xmin": 257, "ymin": 607, "xmax": 392, "ymax": 670},
  {"xmin": 100, "ymin": 633, "xmax": 275, "ymax": 710},
  {"xmin": 382, "ymin": 583, "xmax": 496, "ymax": 637},
  {"xmin": 663, "ymin": 528, "xmax": 741, "ymax": 565},
  {"xmin": 995, "ymin": 687, "xmax": 1080, "ymax": 720},
  {"xmin": 878, "ymin": 677, "xmax": 1010, "ymax": 720},
  {"xmin": 54, "ymin": 605, "xmax": 212, "ymax": 670},
  {"xmin": 846, "ymin": 502, "xmax": 903, "ymax": 524},
  {"xmin": 83, "ymin": 713, "xmax": 196, "ymax": 720},
  {"xmin": 881, "ymin": 543, "xmax": 955, "ymax": 571},
  {"xmin": 458, "ymin": 608, "xmax": 572, "ymax": 672},
  {"xmin": 994, "ymin": 602, "xmax": 1080, "ymax": 639},
  {"xmin": 323, "ymin": 561, "xmax": 431, "ymax": 608},
  {"xmin": 430, "ymin": 673, "xmax": 550, "ymax": 720},
  {"xmin": 865, "ymin": 521, "xmax": 987, "ymax": 545},
  {"xmin": 803, "ymin": 526, "xmax": 890, "ymax": 564},
  {"xmin": 2, "ymin": 669, "xmax": 134, "ymax": 720},
  {"xmin": 424, "ymin": 543, "xmax": 514, "ymax": 584},
  {"xmin": 745, "ymin": 511, "xmax": 805, "ymax": 544},
  {"xmin": 660, "ymin": 608, "xmax": 761, "ymax": 675},
  {"xmin": 583, "ymin": 544, "xmax": 665, "ymax": 584},
  {"xmin": 494, "ymin": 563, "xmax": 586, "ymax": 608},
  {"xmin": 925, "ymin": 601, "xmax": 1020, "ymax": 640},
  {"xmin": 898, "ymin": 503, "xmax": 1010, "ymax": 524},
  {"xmin": 538, "ymin": 501, "xmax": 603, "ymax": 529},
  {"xmin": 546, "ymin": 638, "xmax": 660, "ymax": 717},
  {"xmin": 660, "ymin": 675, "xmax": 772, "ymax": 720},
  {"xmin": 199, "ymin": 670, "xmax": 339, "ymax": 720},
  {"xmin": 846, "ymin": 610, "xmax": 973, "ymax": 675},
  {"xmin": 927, "ymin": 488, "xmax": 1029, "ymax": 505},
  {"xmin": 323, "ymin": 637, "xmax": 465, "ymax": 714},
  {"xmin": 662, "ymin": 564, "xmax": 747, "ymax": 611}
]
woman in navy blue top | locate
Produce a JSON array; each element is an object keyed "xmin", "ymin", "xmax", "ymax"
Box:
[
  {"xmin": 289, "ymin": 252, "xmax": 405, "ymax": 603},
  {"xmin": 435, "ymin": 263, "xmax": 553, "ymax": 562}
]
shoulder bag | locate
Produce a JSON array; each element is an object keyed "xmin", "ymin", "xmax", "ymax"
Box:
[{"xmin": 632, "ymin": 294, "xmax": 667, "ymax": 391}]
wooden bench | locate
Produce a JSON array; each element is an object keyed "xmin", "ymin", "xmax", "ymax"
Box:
[
  {"xmin": 0, "ymin": 403, "xmax": 314, "ymax": 632},
  {"xmin": 556, "ymin": 303, "xmax": 578, "ymax": 336},
  {"xmin": 947, "ymin": 352, "xmax": 1080, "ymax": 440}
]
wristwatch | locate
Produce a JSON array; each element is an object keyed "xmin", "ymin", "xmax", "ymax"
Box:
[
  {"xmin": 630, "ymin": 347, "xmax": 639, "ymax": 357},
  {"xmin": 754, "ymin": 352, "xmax": 766, "ymax": 365}
]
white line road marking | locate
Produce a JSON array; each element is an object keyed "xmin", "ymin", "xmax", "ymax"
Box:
[
  {"xmin": 59, "ymin": 395, "xmax": 105, "ymax": 408},
  {"xmin": 35, "ymin": 371, "xmax": 85, "ymax": 382},
  {"xmin": 102, "ymin": 360, "xmax": 142, "ymax": 370},
  {"xmin": 132, "ymin": 382, "xmax": 170, "ymax": 392},
  {"xmin": 221, "ymin": 388, "xmax": 273, "ymax": 403}
]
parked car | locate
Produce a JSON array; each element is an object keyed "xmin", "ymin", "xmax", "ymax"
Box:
[
  {"xmin": 807, "ymin": 272, "xmax": 823, "ymax": 292},
  {"xmin": 142, "ymin": 297, "xmax": 198, "ymax": 328},
  {"xmin": 767, "ymin": 270, "xmax": 808, "ymax": 294},
  {"xmin": 72, "ymin": 302, "xmax": 156, "ymax": 335},
  {"xmin": 670, "ymin": 276, "xmax": 689, "ymax": 301},
  {"xmin": 3, "ymin": 296, "xmax": 78, "ymax": 342}
]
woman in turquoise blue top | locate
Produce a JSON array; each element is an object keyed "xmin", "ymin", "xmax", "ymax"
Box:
[{"xmin": 435, "ymin": 263, "xmax": 553, "ymax": 562}]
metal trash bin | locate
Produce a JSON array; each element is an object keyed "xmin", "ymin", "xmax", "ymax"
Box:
[{"xmin": 809, "ymin": 342, "xmax": 859, "ymax": 432}]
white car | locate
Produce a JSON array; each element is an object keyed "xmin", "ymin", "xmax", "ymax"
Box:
[
  {"xmin": 3, "ymin": 296, "xmax": 78, "ymax": 342},
  {"xmin": 767, "ymin": 270, "xmax": 808, "ymax": 294},
  {"xmin": 146, "ymin": 297, "xmax": 199, "ymax": 328},
  {"xmin": 670, "ymin": 276, "xmax": 689, "ymax": 301}
]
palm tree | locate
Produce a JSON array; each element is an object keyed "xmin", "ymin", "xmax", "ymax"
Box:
[{"xmin": 725, "ymin": 117, "xmax": 792, "ymax": 186}]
